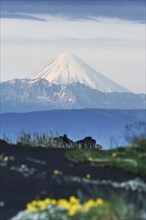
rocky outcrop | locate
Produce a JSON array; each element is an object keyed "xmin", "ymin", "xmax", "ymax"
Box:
[{"xmin": 58, "ymin": 134, "xmax": 102, "ymax": 149}]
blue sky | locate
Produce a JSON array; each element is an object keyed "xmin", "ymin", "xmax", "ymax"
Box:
[{"xmin": 1, "ymin": 0, "xmax": 145, "ymax": 93}]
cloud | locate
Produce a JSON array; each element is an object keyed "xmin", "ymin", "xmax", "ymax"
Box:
[
  {"xmin": 1, "ymin": 0, "xmax": 145, "ymax": 22},
  {"xmin": 1, "ymin": 12, "xmax": 47, "ymax": 21},
  {"xmin": 1, "ymin": 16, "xmax": 145, "ymax": 42}
]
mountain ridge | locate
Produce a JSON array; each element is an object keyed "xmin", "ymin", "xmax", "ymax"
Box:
[{"xmin": 0, "ymin": 78, "xmax": 145, "ymax": 113}]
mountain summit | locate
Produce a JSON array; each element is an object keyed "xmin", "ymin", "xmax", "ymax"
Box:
[{"xmin": 32, "ymin": 53, "xmax": 130, "ymax": 93}]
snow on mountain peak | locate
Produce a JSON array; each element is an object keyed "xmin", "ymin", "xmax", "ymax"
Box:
[
  {"xmin": 32, "ymin": 52, "xmax": 130, "ymax": 93},
  {"xmin": 57, "ymin": 52, "xmax": 74, "ymax": 60}
]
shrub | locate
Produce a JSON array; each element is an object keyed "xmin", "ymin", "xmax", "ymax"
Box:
[
  {"xmin": 11, "ymin": 195, "xmax": 146, "ymax": 220},
  {"xmin": 124, "ymin": 121, "xmax": 146, "ymax": 151}
]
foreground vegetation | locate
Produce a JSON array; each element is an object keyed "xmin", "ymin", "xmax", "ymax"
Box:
[
  {"xmin": 2, "ymin": 122, "xmax": 146, "ymax": 177},
  {"xmin": 65, "ymin": 122, "xmax": 146, "ymax": 177},
  {"xmin": 10, "ymin": 131, "xmax": 100, "ymax": 149},
  {"xmin": 1, "ymin": 122, "xmax": 146, "ymax": 220},
  {"xmin": 65, "ymin": 142, "xmax": 146, "ymax": 177},
  {"xmin": 12, "ymin": 195, "xmax": 145, "ymax": 220},
  {"xmin": 16, "ymin": 131, "xmax": 67, "ymax": 148}
]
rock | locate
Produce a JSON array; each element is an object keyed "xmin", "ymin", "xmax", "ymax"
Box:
[
  {"xmin": 75, "ymin": 136, "xmax": 102, "ymax": 149},
  {"xmin": 58, "ymin": 135, "xmax": 102, "ymax": 149},
  {"xmin": 58, "ymin": 134, "xmax": 74, "ymax": 148}
]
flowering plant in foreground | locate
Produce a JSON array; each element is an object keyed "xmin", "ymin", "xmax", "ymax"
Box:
[
  {"xmin": 0, "ymin": 154, "xmax": 15, "ymax": 166},
  {"xmin": 26, "ymin": 196, "xmax": 104, "ymax": 216},
  {"xmin": 11, "ymin": 196, "xmax": 105, "ymax": 220},
  {"xmin": 11, "ymin": 195, "xmax": 145, "ymax": 220}
]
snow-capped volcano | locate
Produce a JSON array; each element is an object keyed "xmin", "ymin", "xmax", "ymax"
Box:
[{"xmin": 32, "ymin": 53, "xmax": 130, "ymax": 93}]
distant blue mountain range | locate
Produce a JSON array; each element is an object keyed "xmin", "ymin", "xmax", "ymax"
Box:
[{"xmin": 0, "ymin": 109, "xmax": 145, "ymax": 149}]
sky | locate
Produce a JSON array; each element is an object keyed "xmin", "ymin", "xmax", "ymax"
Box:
[{"xmin": 0, "ymin": 0, "xmax": 145, "ymax": 93}]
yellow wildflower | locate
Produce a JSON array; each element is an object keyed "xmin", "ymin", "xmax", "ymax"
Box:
[
  {"xmin": 69, "ymin": 196, "xmax": 79, "ymax": 205},
  {"xmin": 44, "ymin": 198, "xmax": 50, "ymax": 205},
  {"xmin": 35, "ymin": 200, "xmax": 47, "ymax": 210},
  {"xmin": 25, "ymin": 196, "xmax": 105, "ymax": 215},
  {"xmin": 21, "ymin": 164, "xmax": 26, "ymax": 169},
  {"xmin": 83, "ymin": 199, "xmax": 95, "ymax": 211},
  {"xmin": 26, "ymin": 203, "xmax": 37, "ymax": 212},
  {"xmin": 50, "ymin": 199, "xmax": 57, "ymax": 205},
  {"xmin": 112, "ymin": 152, "xmax": 117, "ymax": 157},
  {"xmin": 88, "ymin": 156, "xmax": 93, "ymax": 162},
  {"xmin": 68, "ymin": 204, "xmax": 80, "ymax": 216},
  {"xmin": 58, "ymin": 199, "xmax": 70, "ymax": 210},
  {"xmin": 54, "ymin": 169, "xmax": 59, "ymax": 174},
  {"xmin": 86, "ymin": 174, "xmax": 91, "ymax": 179},
  {"xmin": 31, "ymin": 200, "xmax": 38, "ymax": 206},
  {"xmin": 4, "ymin": 156, "xmax": 9, "ymax": 161},
  {"xmin": 96, "ymin": 198, "xmax": 104, "ymax": 206}
]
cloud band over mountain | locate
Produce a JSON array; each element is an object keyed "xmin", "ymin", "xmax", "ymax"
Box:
[{"xmin": 1, "ymin": 0, "xmax": 145, "ymax": 22}]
